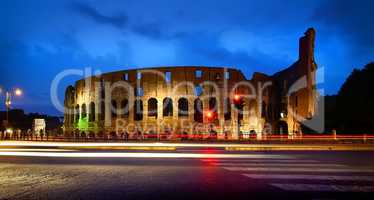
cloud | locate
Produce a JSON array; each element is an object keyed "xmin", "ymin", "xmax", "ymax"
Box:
[
  {"xmin": 70, "ymin": 1, "xmax": 188, "ymax": 40},
  {"xmin": 312, "ymin": 0, "xmax": 374, "ymax": 47},
  {"xmin": 309, "ymin": 0, "xmax": 374, "ymax": 93},
  {"xmin": 2, "ymin": 0, "xmax": 374, "ymax": 115},
  {"xmin": 71, "ymin": 2, "xmax": 128, "ymax": 29},
  {"xmin": 174, "ymin": 32, "xmax": 290, "ymax": 79}
]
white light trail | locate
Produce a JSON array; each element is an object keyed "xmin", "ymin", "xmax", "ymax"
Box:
[
  {"xmin": 0, "ymin": 149, "xmax": 77, "ymax": 152},
  {"xmin": 0, "ymin": 151, "xmax": 289, "ymax": 159},
  {"xmin": 244, "ymin": 174, "xmax": 374, "ymax": 181},
  {"xmin": 270, "ymin": 183, "xmax": 374, "ymax": 192},
  {"xmin": 201, "ymin": 159, "xmax": 318, "ymax": 163},
  {"xmin": 0, "ymin": 141, "xmax": 249, "ymax": 147},
  {"xmin": 0, "ymin": 141, "xmax": 351, "ymax": 149},
  {"xmin": 213, "ymin": 163, "xmax": 346, "ymax": 167},
  {"xmin": 224, "ymin": 167, "xmax": 374, "ymax": 173}
]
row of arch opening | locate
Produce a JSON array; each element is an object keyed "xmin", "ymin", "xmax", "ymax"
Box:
[{"xmin": 69, "ymin": 97, "xmax": 250, "ymax": 123}]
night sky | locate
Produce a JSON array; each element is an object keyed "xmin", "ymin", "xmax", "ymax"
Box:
[{"xmin": 0, "ymin": 0, "xmax": 373, "ymax": 116}]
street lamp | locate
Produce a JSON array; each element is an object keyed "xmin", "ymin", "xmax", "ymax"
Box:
[
  {"xmin": 0, "ymin": 87, "xmax": 23, "ymax": 128},
  {"xmin": 15, "ymin": 88, "xmax": 22, "ymax": 96}
]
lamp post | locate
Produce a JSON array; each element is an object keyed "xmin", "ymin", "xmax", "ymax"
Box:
[{"xmin": 1, "ymin": 87, "xmax": 22, "ymax": 128}]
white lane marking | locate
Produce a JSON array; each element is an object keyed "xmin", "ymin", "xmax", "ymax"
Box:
[
  {"xmin": 243, "ymin": 174, "xmax": 374, "ymax": 181},
  {"xmin": 215, "ymin": 163, "xmax": 346, "ymax": 167},
  {"xmin": 270, "ymin": 183, "xmax": 374, "ymax": 192},
  {"xmin": 223, "ymin": 167, "xmax": 374, "ymax": 173},
  {"xmin": 0, "ymin": 151, "xmax": 290, "ymax": 159}
]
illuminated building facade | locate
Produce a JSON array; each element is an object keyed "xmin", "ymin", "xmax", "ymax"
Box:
[{"xmin": 63, "ymin": 28, "xmax": 317, "ymax": 139}]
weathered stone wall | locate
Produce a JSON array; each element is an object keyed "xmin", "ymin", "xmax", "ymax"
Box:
[{"xmin": 63, "ymin": 28, "xmax": 318, "ymax": 139}]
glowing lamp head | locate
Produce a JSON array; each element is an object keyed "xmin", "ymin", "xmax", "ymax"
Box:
[{"xmin": 15, "ymin": 88, "xmax": 22, "ymax": 96}]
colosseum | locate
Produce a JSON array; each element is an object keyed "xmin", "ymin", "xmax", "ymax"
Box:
[{"xmin": 63, "ymin": 28, "xmax": 317, "ymax": 140}]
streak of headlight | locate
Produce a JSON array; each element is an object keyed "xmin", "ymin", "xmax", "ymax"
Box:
[
  {"xmin": 0, "ymin": 149, "xmax": 77, "ymax": 152},
  {"xmin": 0, "ymin": 141, "xmax": 303, "ymax": 148},
  {"xmin": 0, "ymin": 141, "xmax": 234, "ymax": 147},
  {"xmin": 0, "ymin": 152, "xmax": 289, "ymax": 158}
]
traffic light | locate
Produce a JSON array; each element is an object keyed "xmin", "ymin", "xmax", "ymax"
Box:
[
  {"xmin": 206, "ymin": 111, "xmax": 213, "ymax": 119},
  {"xmin": 233, "ymin": 94, "xmax": 244, "ymax": 122},
  {"xmin": 234, "ymin": 94, "xmax": 240, "ymax": 102},
  {"xmin": 206, "ymin": 110, "xmax": 218, "ymax": 123},
  {"xmin": 233, "ymin": 94, "xmax": 243, "ymax": 106}
]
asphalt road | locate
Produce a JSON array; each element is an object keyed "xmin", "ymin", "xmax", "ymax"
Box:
[{"xmin": 0, "ymin": 149, "xmax": 374, "ymax": 200}]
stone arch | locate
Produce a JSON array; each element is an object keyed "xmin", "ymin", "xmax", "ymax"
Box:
[
  {"xmin": 67, "ymin": 106, "xmax": 74, "ymax": 124},
  {"xmin": 134, "ymin": 99, "xmax": 143, "ymax": 121},
  {"xmin": 178, "ymin": 98, "xmax": 189, "ymax": 117},
  {"xmin": 120, "ymin": 99, "xmax": 129, "ymax": 118},
  {"xmin": 209, "ymin": 97, "xmax": 217, "ymax": 111},
  {"xmin": 163, "ymin": 97, "xmax": 173, "ymax": 117},
  {"xmin": 261, "ymin": 101, "xmax": 267, "ymax": 118},
  {"xmin": 276, "ymin": 121, "xmax": 289, "ymax": 135},
  {"xmin": 111, "ymin": 100, "xmax": 117, "ymax": 118},
  {"xmin": 148, "ymin": 98, "xmax": 158, "ymax": 118},
  {"xmin": 89, "ymin": 102, "xmax": 95, "ymax": 122},
  {"xmin": 208, "ymin": 97, "xmax": 218, "ymax": 121},
  {"xmin": 100, "ymin": 101, "xmax": 105, "ymax": 121},
  {"xmin": 235, "ymin": 98, "xmax": 246, "ymax": 122},
  {"xmin": 75, "ymin": 104, "xmax": 80, "ymax": 122},
  {"xmin": 224, "ymin": 98, "xmax": 231, "ymax": 120},
  {"xmin": 81, "ymin": 103, "xmax": 87, "ymax": 119},
  {"xmin": 194, "ymin": 98, "xmax": 203, "ymax": 123},
  {"xmin": 268, "ymin": 103, "xmax": 273, "ymax": 120},
  {"xmin": 64, "ymin": 85, "xmax": 75, "ymax": 124},
  {"xmin": 195, "ymin": 85, "xmax": 203, "ymax": 96}
]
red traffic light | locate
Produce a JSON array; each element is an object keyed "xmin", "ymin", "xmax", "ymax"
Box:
[
  {"xmin": 234, "ymin": 94, "xmax": 240, "ymax": 101},
  {"xmin": 206, "ymin": 111, "xmax": 213, "ymax": 118}
]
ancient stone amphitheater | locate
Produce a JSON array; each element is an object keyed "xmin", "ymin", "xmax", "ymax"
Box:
[{"xmin": 64, "ymin": 28, "xmax": 317, "ymax": 140}]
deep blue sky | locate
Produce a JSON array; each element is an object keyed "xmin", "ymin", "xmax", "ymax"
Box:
[{"xmin": 0, "ymin": 0, "xmax": 373, "ymax": 116}]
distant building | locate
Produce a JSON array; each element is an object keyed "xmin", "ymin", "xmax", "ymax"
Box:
[
  {"xmin": 33, "ymin": 119, "xmax": 46, "ymax": 134},
  {"xmin": 64, "ymin": 28, "xmax": 317, "ymax": 139},
  {"xmin": 0, "ymin": 109, "xmax": 62, "ymax": 132}
]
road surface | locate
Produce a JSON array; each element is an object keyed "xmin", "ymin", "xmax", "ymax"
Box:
[{"xmin": 0, "ymin": 146, "xmax": 374, "ymax": 199}]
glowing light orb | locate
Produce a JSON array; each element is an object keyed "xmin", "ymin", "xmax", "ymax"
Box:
[
  {"xmin": 14, "ymin": 88, "xmax": 22, "ymax": 96},
  {"xmin": 206, "ymin": 111, "xmax": 213, "ymax": 118},
  {"xmin": 234, "ymin": 94, "xmax": 240, "ymax": 101}
]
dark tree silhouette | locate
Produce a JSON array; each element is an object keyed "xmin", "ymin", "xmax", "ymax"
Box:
[{"xmin": 334, "ymin": 62, "xmax": 374, "ymax": 133}]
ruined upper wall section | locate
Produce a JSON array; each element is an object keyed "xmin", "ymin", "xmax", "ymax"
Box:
[
  {"xmin": 299, "ymin": 28, "xmax": 316, "ymax": 69},
  {"xmin": 74, "ymin": 66, "xmax": 248, "ymax": 85},
  {"xmin": 273, "ymin": 28, "xmax": 317, "ymax": 79}
]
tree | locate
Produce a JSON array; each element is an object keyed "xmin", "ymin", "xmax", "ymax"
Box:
[{"xmin": 335, "ymin": 62, "xmax": 374, "ymax": 133}]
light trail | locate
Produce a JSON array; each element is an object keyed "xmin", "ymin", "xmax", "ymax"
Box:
[
  {"xmin": 0, "ymin": 151, "xmax": 291, "ymax": 159},
  {"xmin": 0, "ymin": 148, "xmax": 77, "ymax": 152},
  {"xmin": 0, "ymin": 141, "xmax": 253, "ymax": 147},
  {"xmin": 224, "ymin": 167, "xmax": 374, "ymax": 173},
  {"xmin": 244, "ymin": 174, "xmax": 374, "ymax": 182},
  {"xmin": 1, "ymin": 141, "xmax": 373, "ymax": 149},
  {"xmin": 213, "ymin": 163, "xmax": 346, "ymax": 167},
  {"xmin": 1, "ymin": 141, "xmax": 374, "ymax": 151}
]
